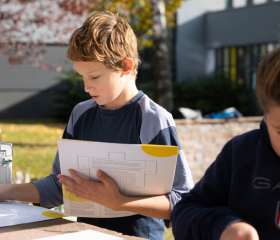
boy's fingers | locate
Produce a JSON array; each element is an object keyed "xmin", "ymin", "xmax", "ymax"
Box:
[
  {"xmin": 59, "ymin": 171, "xmax": 85, "ymax": 191},
  {"xmin": 64, "ymin": 184, "xmax": 86, "ymax": 199},
  {"xmin": 96, "ymin": 170, "xmax": 113, "ymax": 185},
  {"xmin": 58, "ymin": 174, "xmax": 72, "ymax": 185},
  {"xmin": 59, "ymin": 176, "xmax": 78, "ymax": 190},
  {"xmin": 68, "ymin": 169, "xmax": 85, "ymax": 184}
]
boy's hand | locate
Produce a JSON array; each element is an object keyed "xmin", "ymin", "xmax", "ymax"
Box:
[
  {"xmin": 220, "ymin": 222, "xmax": 259, "ymax": 240},
  {"xmin": 57, "ymin": 169, "xmax": 125, "ymax": 211},
  {"xmin": 58, "ymin": 169, "xmax": 171, "ymax": 219}
]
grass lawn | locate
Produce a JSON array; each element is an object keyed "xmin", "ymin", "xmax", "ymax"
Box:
[
  {"xmin": 0, "ymin": 120, "xmax": 174, "ymax": 239},
  {"xmin": 0, "ymin": 120, "xmax": 66, "ymax": 181}
]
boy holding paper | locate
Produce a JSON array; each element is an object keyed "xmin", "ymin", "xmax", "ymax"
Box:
[{"xmin": 0, "ymin": 11, "xmax": 193, "ymax": 239}]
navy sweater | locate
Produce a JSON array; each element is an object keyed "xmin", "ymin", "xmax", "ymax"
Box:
[{"xmin": 171, "ymin": 119, "xmax": 280, "ymax": 240}]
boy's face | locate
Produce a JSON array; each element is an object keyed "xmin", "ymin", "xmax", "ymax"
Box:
[
  {"xmin": 265, "ymin": 106, "xmax": 280, "ymax": 157},
  {"xmin": 73, "ymin": 60, "xmax": 137, "ymax": 110}
]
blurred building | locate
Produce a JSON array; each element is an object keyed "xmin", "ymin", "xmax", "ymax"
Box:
[
  {"xmin": 176, "ymin": 0, "xmax": 280, "ymax": 89},
  {"xmin": 0, "ymin": 45, "xmax": 71, "ymax": 120},
  {"xmin": 0, "ymin": 1, "xmax": 83, "ymax": 120}
]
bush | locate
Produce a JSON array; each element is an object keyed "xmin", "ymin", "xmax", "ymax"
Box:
[
  {"xmin": 138, "ymin": 72, "xmax": 260, "ymax": 117},
  {"xmin": 52, "ymin": 69, "xmax": 90, "ymax": 121}
]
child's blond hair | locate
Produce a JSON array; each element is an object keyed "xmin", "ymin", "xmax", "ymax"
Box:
[
  {"xmin": 256, "ymin": 47, "xmax": 280, "ymax": 113},
  {"xmin": 67, "ymin": 11, "xmax": 140, "ymax": 76}
]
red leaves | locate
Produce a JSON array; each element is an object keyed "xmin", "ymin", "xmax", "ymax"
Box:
[
  {"xmin": 0, "ymin": 0, "xmax": 87, "ymax": 70},
  {"xmin": 58, "ymin": 0, "xmax": 94, "ymax": 16}
]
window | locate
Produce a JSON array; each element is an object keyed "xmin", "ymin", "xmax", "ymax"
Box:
[{"xmin": 215, "ymin": 42, "xmax": 278, "ymax": 90}]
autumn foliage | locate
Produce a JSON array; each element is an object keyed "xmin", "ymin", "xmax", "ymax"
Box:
[
  {"xmin": 59, "ymin": 0, "xmax": 184, "ymax": 49},
  {"xmin": 0, "ymin": 0, "xmax": 185, "ymax": 69},
  {"xmin": 0, "ymin": 0, "xmax": 86, "ymax": 70}
]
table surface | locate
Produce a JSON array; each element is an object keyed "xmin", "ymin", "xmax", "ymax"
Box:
[{"xmin": 0, "ymin": 218, "xmax": 146, "ymax": 240}]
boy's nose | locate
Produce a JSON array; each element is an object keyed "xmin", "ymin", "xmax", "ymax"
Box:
[{"xmin": 83, "ymin": 80, "xmax": 93, "ymax": 93}]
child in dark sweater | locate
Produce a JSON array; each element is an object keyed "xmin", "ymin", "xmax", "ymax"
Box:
[{"xmin": 171, "ymin": 47, "xmax": 280, "ymax": 240}]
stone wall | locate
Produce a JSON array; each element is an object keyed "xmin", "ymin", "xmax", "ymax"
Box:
[{"xmin": 175, "ymin": 116, "xmax": 263, "ymax": 184}]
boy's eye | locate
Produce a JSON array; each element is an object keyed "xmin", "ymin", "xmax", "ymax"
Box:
[{"xmin": 91, "ymin": 76, "xmax": 99, "ymax": 80}]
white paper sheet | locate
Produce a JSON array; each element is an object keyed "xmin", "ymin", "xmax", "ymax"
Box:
[
  {"xmin": 0, "ymin": 202, "xmax": 67, "ymax": 227},
  {"xmin": 57, "ymin": 139, "xmax": 178, "ymax": 218},
  {"xmin": 34, "ymin": 229, "xmax": 126, "ymax": 240}
]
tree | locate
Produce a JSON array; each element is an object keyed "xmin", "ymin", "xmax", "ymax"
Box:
[
  {"xmin": 59, "ymin": 0, "xmax": 185, "ymax": 112},
  {"xmin": 151, "ymin": 0, "xmax": 173, "ymax": 112},
  {"xmin": 0, "ymin": 0, "xmax": 86, "ymax": 70}
]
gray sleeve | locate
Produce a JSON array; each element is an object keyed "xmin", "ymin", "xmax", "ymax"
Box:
[
  {"xmin": 165, "ymin": 143, "xmax": 194, "ymax": 228},
  {"xmin": 139, "ymin": 96, "xmax": 194, "ymax": 227},
  {"xmin": 32, "ymin": 152, "xmax": 63, "ymax": 208},
  {"xmin": 169, "ymin": 150, "xmax": 194, "ymax": 211}
]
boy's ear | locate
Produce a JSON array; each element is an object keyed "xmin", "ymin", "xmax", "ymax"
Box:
[{"xmin": 122, "ymin": 58, "xmax": 133, "ymax": 75}]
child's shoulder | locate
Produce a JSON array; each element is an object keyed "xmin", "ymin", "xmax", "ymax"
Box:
[
  {"xmin": 232, "ymin": 128, "xmax": 261, "ymax": 143},
  {"xmin": 70, "ymin": 99, "xmax": 97, "ymax": 122},
  {"xmin": 73, "ymin": 99, "xmax": 97, "ymax": 112},
  {"xmin": 138, "ymin": 93, "xmax": 174, "ymax": 122},
  {"xmin": 230, "ymin": 128, "xmax": 262, "ymax": 153},
  {"xmin": 137, "ymin": 93, "xmax": 178, "ymax": 144}
]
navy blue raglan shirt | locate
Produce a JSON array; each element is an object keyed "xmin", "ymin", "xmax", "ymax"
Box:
[
  {"xmin": 33, "ymin": 91, "xmax": 194, "ymax": 240},
  {"xmin": 171, "ymin": 119, "xmax": 280, "ymax": 240}
]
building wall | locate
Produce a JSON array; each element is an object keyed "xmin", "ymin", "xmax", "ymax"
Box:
[
  {"xmin": 206, "ymin": 2, "xmax": 280, "ymax": 48},
  {"xmin": 0, "ymin": 45, "xmax": 72, "ymax": 119},
  {"xmin": 176, "ymin": 1, "xmax": 211, "ymax": 82},
  {"xmin": 176, "ymin": 0, "xmax": 280, "ymax": 82},
  {"xmin": 175, "ymin": 116, "xmax": 262, "ymax": 183}
]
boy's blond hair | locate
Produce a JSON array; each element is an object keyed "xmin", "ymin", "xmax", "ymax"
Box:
[
  {"xmin": 67, "ymin": 11, "xmax": 140, "ymax": 76},
  {"xmin": 256, "ymin": 47, "xmax": 280, "ymax": 113}
]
